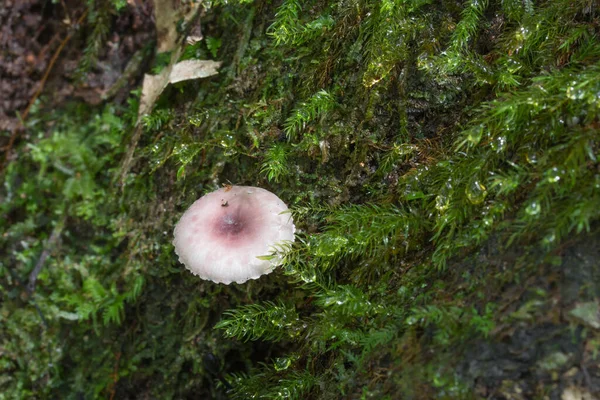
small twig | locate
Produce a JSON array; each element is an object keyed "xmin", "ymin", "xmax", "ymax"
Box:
[
  {"xmin": 27, "ymin": 215, "xmax": 66, "ymax": 295},
  {"xmin": 117, "ymin": 124, "xmax": 144, "ymax": 188},
  {"xmin": 33, "ymin": 25, "xmax": 60, "ymax": 51},
  {"xmin": 107, "ymin": 321, "xmax": 138, "ymax": 399},
  {"xmin": 581, "ymin": 361, "xmax": 594, "ymax": 391},
  {"xmin": 22, "ymin": 10, "xmax": 88, "ymax": 122},
  {"xmin": 59, "ymin": 0, "xmax": 71, "ymax": 23},
  {"xmin": 1, "ymin": 11, "xmax": 88, "ymax": 174},
  {"xmin": 29, "ymin": 296, "xmax": 54, "ymax": 384},
  {"xmin": 108, "ymin": 351, "xmax": 122, "ymax": 400}
]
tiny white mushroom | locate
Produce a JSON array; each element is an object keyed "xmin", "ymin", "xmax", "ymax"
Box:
[{"xmin": 173, "ymin": 186, "xmax": 295, "ymax": 284}]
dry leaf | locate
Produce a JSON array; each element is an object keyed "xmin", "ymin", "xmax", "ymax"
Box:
[
  {"xmin": 169, "ymin": 60, "xmax": 221, "ymax": 84},
  {"xmin": 138, "ymin": 69, "xmax": 170, "ymax": 120},
  {"xmin": 138, "ymin": 59, "xmax": 221, "ymax": 119},
  {"xmin": 136, "ymin": 0, "xmax": 221, "ymax": 120},
  {"xmin": 122, "ymin": 0, "xmax": 219, "ymax": 185}
]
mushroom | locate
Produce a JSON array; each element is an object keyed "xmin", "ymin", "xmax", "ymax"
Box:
[{"xmin": 173, "ymin": 186, "xmax": 295, "ymax": 284}]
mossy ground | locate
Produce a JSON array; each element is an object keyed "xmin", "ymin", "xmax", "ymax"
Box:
[{"xmin": 1, "ymin": 0, "xmax": 599, "ymax": 398}]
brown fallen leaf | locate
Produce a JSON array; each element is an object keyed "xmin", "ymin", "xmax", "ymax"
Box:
[
  {"xmin": 137, "ymin": 59, "xmax": 222, "ymax": 120},
  {"xmin": 136, "ymin": 0, "xmax": 221, "ymax": 122},
  {"xmin": 121, "ymin": 0, "xmax": 223, "ymax": 187}
]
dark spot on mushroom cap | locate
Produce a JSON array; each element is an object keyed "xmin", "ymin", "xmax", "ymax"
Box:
[
  {"xmin": 207, "ymin": 196, "xmax": 261, "ymax": 246},
  {"xmin": 217, "ymin": 213, "xmax": 245, "ymax": 236}
]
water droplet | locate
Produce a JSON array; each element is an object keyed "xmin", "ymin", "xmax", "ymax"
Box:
[
  {"xmin": 526, "ymin": 97, "xmax": 539, "ymax": 107},
  {"xmin": 435, "ymin": 194, "xmax": 450, "ymax": 212},
  {"xmin": 566, "ymin": 83, "xmax": 585, "ymax": 100},
  {"xmin": 300, "ymin": 269, "xmax": 316, "ymax": 283},
  {"xmin": 274, "ymin": 357, "xmax": 293, "ymax": 372},
  {"xmin": 567, "ymin": 116, "xmax": 582, "ymax": 127},
  {"xmin": 466, "ymin": 179, "xmax": 487, "ymax": 205},
  {"xmin": 189, "ymin": 116, "xmax": 203, "ymax": 126},
  {"xmin": 491, "ymin": 136, "xmax": 507, "ymax": 152},
  {"xmin": 482, "ymin": 214, "xmax": 494, "ymax": 227},
  {"xmin": 544, "ymin": 167, "xmax": 563, "ymax": 184},
  {"xmin": 542, "ymin": 231, "xmax": 556, "ymax": 247},
  {"xmin": 466, "ymin": 125, "xmax": 484, "ymax": 145},
  {"xmin": 525, "ymin": 201, "xmax": 541, "ymax": 216},
  {"xmin": 525, "ymin": 151, "xmax": 537, "ymax": 164}
]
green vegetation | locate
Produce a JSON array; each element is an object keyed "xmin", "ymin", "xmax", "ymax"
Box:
[{"xmin": 1, "ymin": 0, "xmax": 599, "ymax": 398}]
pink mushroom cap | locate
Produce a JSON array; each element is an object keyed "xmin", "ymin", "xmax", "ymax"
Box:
[{"xmin": 173, "ymin": 186, "xmax": 295, "ymax": 284}]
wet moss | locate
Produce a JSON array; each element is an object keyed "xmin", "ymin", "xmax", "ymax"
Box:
[{"xmin": 1, "ymin": 0, "xmax": 599, "ymax": 398}]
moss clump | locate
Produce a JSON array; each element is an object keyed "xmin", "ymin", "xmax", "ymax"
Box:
[{"xmin": 1, "ymin": 0, "xmax": 599, "ymax": 398}]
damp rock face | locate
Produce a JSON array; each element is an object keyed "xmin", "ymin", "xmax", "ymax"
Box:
[{"xmin": 173, "ymin": 186, "xmax": 295, "ymax": 284}]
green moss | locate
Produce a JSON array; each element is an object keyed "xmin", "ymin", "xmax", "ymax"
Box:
[{"xmin": 1, "ymin": 0, "xmax": 599, "ymax": 398}]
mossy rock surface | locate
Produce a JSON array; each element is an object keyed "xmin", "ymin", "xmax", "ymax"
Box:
[{"xmin": 1, "ymin": 0, "xmax": 600, "ymax": 398}]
